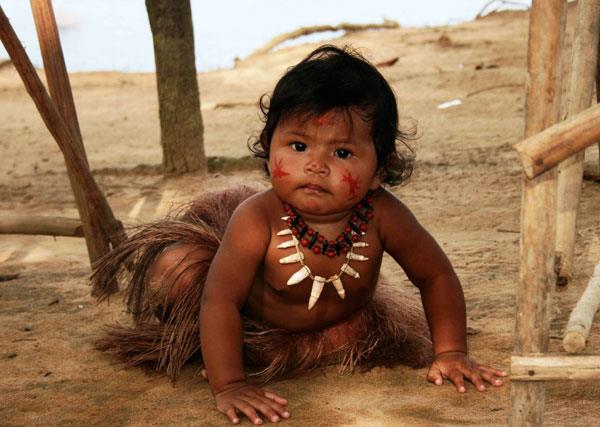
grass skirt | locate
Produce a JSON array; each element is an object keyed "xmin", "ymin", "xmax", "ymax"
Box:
[{"xmin": 91, "ymin": 186, "xmax": 432, "ymax": 383}]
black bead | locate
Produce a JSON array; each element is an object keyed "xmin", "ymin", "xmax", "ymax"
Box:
[
  {"xmin": 349, "ymin": 221, "xmax": 361, "ymax": 234},
  {"xmin": 299, "ymin": 225, "xmax": 308, "ymax": 238},
  {"xmin": 322, "ymin": 240, "xmax": 328, "ymax": 254},
  {"xmin": 362, "ymin": 200, "xmax": 373, "ymax": 210},
  {"xmin": 308, "ymin": 233, "xmax": 318, "ymax": 249},
  {"xmin": 335, "ymin": 242, "xmax": 341, "ymax": 255},
  {"xmin": 355, "ymin": 209, "xmax": 368, "ymax": 222},
  {"xmin": 343, "ymin": 232, "xmax": 353, "ymax": 245},
  {"xmin": 291, "ymin": 215, "xmax": 301, "ymax": 227}
]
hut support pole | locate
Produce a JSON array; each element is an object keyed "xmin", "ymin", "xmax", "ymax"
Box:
[
  {"xmin": 555, "ymin": 0, "xmax": 600, "ymax": 286},
  {"xmin": 0, "ymin": 5, "xmax": 124, "ymax": 265},
  {"xmin": 509, "ymin": 1, "xmax": 567, "ymax": 425}
]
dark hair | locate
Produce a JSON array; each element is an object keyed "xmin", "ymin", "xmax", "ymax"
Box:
[{"xmin": 248, "ymin": 45, "xmax": 415, "ymax": 186}]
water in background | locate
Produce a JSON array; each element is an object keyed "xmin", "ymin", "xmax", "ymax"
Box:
[{"xmin": 0, "ymin": 0, "xmax": 530, "ymax": 72}]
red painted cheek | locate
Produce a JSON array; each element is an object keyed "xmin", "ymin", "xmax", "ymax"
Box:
[
  {"xmin": 272, "ymin": 158, "xmax": 290, "ymax": 178},
  {"xmin": 341, "ymin": 171, "xmax": 363, "ymax": 198}
]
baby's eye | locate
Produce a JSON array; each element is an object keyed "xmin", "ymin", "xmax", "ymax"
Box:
[
  {"xmin": 290, "ymin": 142, "xmax": 306, "ymax": 152},
  {"xmin": 334, "ymin": 149, "xmax": 353, "ymax": 159}
]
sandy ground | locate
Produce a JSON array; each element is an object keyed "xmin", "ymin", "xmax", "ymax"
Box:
[{"xmin": 2, "ymin": 8, "xmax": 600, "ymax": 426}]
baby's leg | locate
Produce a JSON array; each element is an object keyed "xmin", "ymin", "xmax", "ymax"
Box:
[{"xmin": 146, "ymin": 242, "xmax": 211, "ymax": 320}]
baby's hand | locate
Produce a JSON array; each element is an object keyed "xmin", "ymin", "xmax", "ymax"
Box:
[
  {"xmin": 214, "ymin": 381, "xmax": 290, "ymax": 425},
  {"xmin": 426, "ymin": 351, "xmax": 507, "ymax": 393}
]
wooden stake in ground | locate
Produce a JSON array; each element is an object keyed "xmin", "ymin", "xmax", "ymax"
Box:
[
  {"xmin": 0, "ymin": 5, "xmax": 124, "ymax": 264},
  {"xmin": 510, "ymin": 1, "xmax": 567, "ymax": 425},
  {"xmin": 555, "ymin": 0, "xmax": 600, "ymax": 287}
]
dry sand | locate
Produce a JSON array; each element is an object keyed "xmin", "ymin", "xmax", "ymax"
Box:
[{"xmin": 1, "ymin": 8, "xmax": 600, "ymax": 426}]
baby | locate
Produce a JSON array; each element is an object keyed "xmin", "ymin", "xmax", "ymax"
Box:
[{"xmin": 92, "ymin": 45, "xmax": 506, "ymax": 425}]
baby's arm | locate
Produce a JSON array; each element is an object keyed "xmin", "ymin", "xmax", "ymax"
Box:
[
  {"xmin": 200, "ymin": 197, "xmax": 289, "ymax": 424},
  {"xmin": 378, "ymin": 191, "xmax": 507, "ymax": 392}
]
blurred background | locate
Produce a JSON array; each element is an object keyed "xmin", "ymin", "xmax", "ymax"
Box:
[{"xmin": 0, "ymin": 0, "xmax": 530, "ymax": 72}]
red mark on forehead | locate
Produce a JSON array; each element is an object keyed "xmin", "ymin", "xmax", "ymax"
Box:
[
  {"xmin": 313, "ymin": 111, "xmax": 336, "ymax": 127},
  {"xmin": 342, "ymin": 171, "xmax": 362, "ymax": 199},
  {"xmin": 272, "ymin": 158, "xmax": 290, "ymax": 178}
]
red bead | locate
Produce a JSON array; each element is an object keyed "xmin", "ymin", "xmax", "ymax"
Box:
[
  {"xmin": 292, "ymin": 228, "xmax": 299, "ymax": 236},
  {"xmin": 342, "ymin": 246, "xmax": 351, "ymax": 253},
  {"xmin": 356, "ymin": 204, "xmax": 363, "ymax": 209},
  {"xmin": 300, "ymin": 238, "xmax": 309, "ymax": 247},
  {"xmin": 344, "ymin": 226, "xmax": 351, "ymax": 234},
  {"xmin": 328, "ymin": 240, "xmax": 336, "ymax": 247},
  {"xmin": 337, "ymin": 235, "xmax": 345, "ymax": 242},
  {"xmin": 359, "ymin": 223, "xmax": 368, "ymax": 232},
  {"xmin": 352, "ymin": 234, "xmax": 360, "ymax": 242},
  {"xmin": 286, "ymin": 217, "xmax": 293, "ymax": 225},
  {"xmin": 312, "ymin": 246, "xmax": 322, "ymax": 254},
  {"xmin": 298, "ymin": 220, "xmax": 305, "ymax": 227},
  {"xmin": 367, "ymin": 211, "xmax": 374, "ymax": 220},
  {"xmin": 351, "ymin": 215, "xmax": 358, "ymax": 222},
  {"xmin": 367, "ymin": 196, "xmax": 373, "ymax": 202},
  {"xmin": 307, "ymin": 228, "xmax": 314, "ymax": 236},
  {"xmin": 327, "ymin": 251, "xmax": 335, "ymax": 258},
  {"xmin": 317, "ymin": 235, "xmax": 325, "ymax": 243}
]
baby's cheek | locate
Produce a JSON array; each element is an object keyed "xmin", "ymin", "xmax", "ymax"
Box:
[{"xmin": 340, "ymin": 170, "xmax": 363, "ymax": 199}]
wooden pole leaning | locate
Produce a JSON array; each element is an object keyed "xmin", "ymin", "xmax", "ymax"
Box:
[
  {"xmin": 555, "ymin": 0, "xmax": 600, "ymax": 286},
  {"xmin": 0, "ymin": 6, "xmax": 124, "ymax": 265},
  {"xmin": 509, "ymin": 1, "xmax": 567, "ymax": 426},
  {"xmin": 563, "ymin": 264, "xmax": 600, "ymax": 353}
]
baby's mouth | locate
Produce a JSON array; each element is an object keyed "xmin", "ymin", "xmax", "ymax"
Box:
[{"xmin": 302, "ymin": 183, "xmax": 326, "ymax": 193}]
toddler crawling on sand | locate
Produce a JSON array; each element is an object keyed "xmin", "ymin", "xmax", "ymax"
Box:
[{"xmin": 92, "ymin": 45, "xmax": 506, "ymax": 425}]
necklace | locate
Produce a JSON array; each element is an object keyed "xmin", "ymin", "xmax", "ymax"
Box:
[
  {"xmin": 277, "ymin": 194, "xmax": 374, "ymax": 310},
  {"xmin": 282, "ymin": 194, "xmax": 374, "ymax": 258}
]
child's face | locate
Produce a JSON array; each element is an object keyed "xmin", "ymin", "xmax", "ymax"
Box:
[{"xmin": 268, "ymin": 108, "xmax": 380, "ymax": 216}]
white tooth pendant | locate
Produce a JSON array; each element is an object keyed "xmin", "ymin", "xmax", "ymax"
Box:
[
  {"xmin": 308, "ymin": 275, "xmax": 326, "ymax": 310},
  {"xmin": 287, "ymin": 265, "xmax": 312, "ymax": 285},
  {"xmin": 330, "ymin": 275, "xmax": 346, "ymax": 299},
  {"xmin": 277, "ymin": 229, "xmax": 293, "ymax": 236},
  {"xmin": 346, "ymin": 252, "xmax": 369, "ymax": 262},
  {"xmin": 279, "ymin": 251, "xmax": 304, "ymax": 264},
  {"xmin": 277, "ymin": 239, "xmax": 297, "ymax": 249},
  {"xmin": 281, "ymin": 216, "xmax": 290, "ymax": 221},
  {"xmin": 341, "ymin": 263, "xmax": 360, "ymax": 279},
  {"xmin": 352, "ymin": 242, "xmax": 369, "ymax": 248}
]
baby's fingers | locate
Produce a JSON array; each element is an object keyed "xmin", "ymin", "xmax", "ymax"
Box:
[
  {"xmin": 264, "ymin": 390, "xmax": 289, "ymax": 406},
  {"xmin": 426, "ymin": 365, "xmax": 444, "ymax": 385},
  {"xmin": 225, "ymin": 407, "xmax": 241, "ymax": 425},
  {"xmin": 449, "ymin": 370, "xmax": 467, "ymax": 393},
  {"xmin": 479, "ymin": 366, "xmax": 507, "ymax": 386},
  {"xmin": 233, "ymin": 400, "xmax": 264, "ymax": 425},
  {"xmin": 463, "ymin": 368, "xmax": 486, "ymax": 392}
]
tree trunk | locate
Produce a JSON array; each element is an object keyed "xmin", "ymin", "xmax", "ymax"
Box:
[{"xmin": 146, "ymin": 0, "xmax": 206, "ymax": 174}]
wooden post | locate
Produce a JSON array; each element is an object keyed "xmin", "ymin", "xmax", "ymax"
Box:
[
  {"xmin": 0, "ymin": 6, "xmax": 125, "ymax": 264},
  {"xmin": 510, "ymin": 1, "xmax": 567, "ymax": 426},
  {"xmin": 555, "ymin": 0, "xmax": 600, "ymax": 286}
]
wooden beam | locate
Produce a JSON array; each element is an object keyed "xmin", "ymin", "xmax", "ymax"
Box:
[
  {"xmin": 511, "ymin": 355, "xmax": 600, "ymax": 381},
  {"xmin": 514, "ymin": 103, "xmax": 600, "ymax": 179},
  {"xmin": 555, "ymin": 0, "xmax": 600, "ymax": 286},
  {"xmin": 0, "ymin": 216, "xmax": 83, "ymax": 237},
  {"xmin": 510, "ymin": 1, "xmax": 567, "ymax": 425}
]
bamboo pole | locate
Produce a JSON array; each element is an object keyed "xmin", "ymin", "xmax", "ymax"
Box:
[
  {"xmin": 555, "ymin": 0, "xmax": 600, "ymax": 286},
  {"xmin": 563, "ymin": 264, "xmax": 600, "ymax": 353},
  {"xmin": 514, "ymin": 103, "xmax": 600, "ymax": 179},
  {"xmin": 510, "ymin": 1, "xmax": 567, "ymax": 425},
  {"xmin": 0, "ymin": 6, "xmax": 123, "ymax": 264},
  {"xmin": 511, "ymin": 355, "xmax": 600, "ymax": 381},
  {"xmin": 0, "ymin": 216, "xmax": 83, "ymax": 237}
]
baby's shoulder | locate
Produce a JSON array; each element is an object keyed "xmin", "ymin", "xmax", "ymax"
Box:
[
  {"xmin": 230, "ymin": 189, "xmax": 281, "ymax": 227},
  {"xmin": 371, "ymin": 189, "xmax": 418, "ymax": 236}
]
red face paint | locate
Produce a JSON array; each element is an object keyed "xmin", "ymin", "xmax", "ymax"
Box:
[
  {"xmin": 341, "ymin": 171, "xmax": 362, "ymax": 198},
  {"xmin": 313, "ymin": 111, "xmax": 336, "ymax": 127},
  {"xmin": 272, "ymin": 158, "xmax": 290, "ymax": 178}
]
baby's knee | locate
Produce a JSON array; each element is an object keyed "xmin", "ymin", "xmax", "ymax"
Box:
[{"xmin": 147, "ymin": 242, "xmax": 210, "ymax": 299}]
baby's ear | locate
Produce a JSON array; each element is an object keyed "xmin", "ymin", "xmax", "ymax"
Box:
[{"xmin": 369, "ymin": 170, "xmax": 383, "ymax": 190}]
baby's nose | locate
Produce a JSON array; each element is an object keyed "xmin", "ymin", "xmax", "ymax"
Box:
[{"xmin": 304, "ymin": 158, "xmax": 329, "ymax": 176}]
